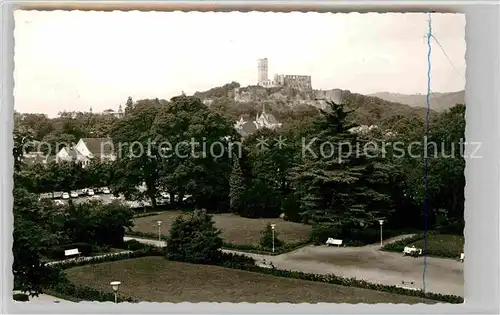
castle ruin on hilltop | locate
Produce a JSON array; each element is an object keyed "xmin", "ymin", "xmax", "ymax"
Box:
[{"xmin": 257, "ymin": 58, "xmax": 312, "ymax": 90}]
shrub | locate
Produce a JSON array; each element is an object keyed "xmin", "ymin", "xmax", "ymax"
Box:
[
  {"xmin": 259, "ymin": 223, "xmax": 284, "ymax": 249},
  {"xmin": 218, "ymin": 252, "xmax": 256, "ymax": 269},
  {"xmin": 122, "ymin": 239, "xmax": 148, "ymax": 251},
  {"xmin": 435, "ymin": 219, "xmax": 464, "ymax": 236},
  {"xmin": 166, "ymin": 209, "xmax": 223, "ymax": 264},
  {"xmin": 13, "ymin": 293, "xmax": 29, "ymax": 302}
]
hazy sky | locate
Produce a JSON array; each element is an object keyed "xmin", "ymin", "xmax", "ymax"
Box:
[{"xmin": 14, "ymin": 11, "xmax": 465, "ymax": 117}]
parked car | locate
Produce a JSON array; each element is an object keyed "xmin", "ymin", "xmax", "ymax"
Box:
[
  {"xmin": 53, "ymin": 192, "xmax": 63, "ymax": 199},
  {"xmin": 70, "ymin": 191, "xmax": 79, "ymax": 198},
  {"xmin": 87, "ymin": 189, "xmax": 95, "ymax": 196},
  {"xmin": 62, "ymin": 192, "xmax": 70, "ymax": 199},
  {"xmin": 102, "ymin": 187, "xmax": 111, "ymax": 194},
  {"xmin": 156, "ymin": 197, "xmax": 169, "ymax": 205},
  {"xmin": 159, "ymin": 191, "xmax": 170, "ymax": 199},
  {"xmin": 110, "ymin": 195, "xmax": 122, "ymax": 201},
  {"xmin": 90, "ymin": 195, "xmax": 100, "ymax": 200}
]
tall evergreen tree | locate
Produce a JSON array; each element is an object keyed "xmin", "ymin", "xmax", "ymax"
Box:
[
  {"xmin": 229, "ymin": 157, "xmax": 245, "ymax": 213},
  {"xmin": 290, "ymin": 100, "xmax": 393, "ymax": 229}
]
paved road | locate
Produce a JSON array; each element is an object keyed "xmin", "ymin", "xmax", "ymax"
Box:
[{"xmin": 124, "ymin": 235, "xmax": 463, "ymax": 297}]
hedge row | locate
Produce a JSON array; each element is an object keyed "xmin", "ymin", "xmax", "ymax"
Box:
[
  {"xmin": 132, "ymin": 211, "xmax": 165, "ymax": 219},
  {"xmin": 47, "ymin": 246, "xmax": 163, "ymax": 270},
  {"xmin": 44, "ymin": 242, "xmax": 94, "ymax": 260},
  {"xmin": 226, "ymin": 260, "xmax": 464, "ymax": 304},
  {"xmin": 125, "ymin": 230, "xmax": 167, "ymax": 240},
  {"xmin": 46, "ymin": 278, "xmax": 139, "ymax": 303},
  {"xmin": 51, "ymin": 247, "xmax": 462, "ymax": 304},
  {"xmin": 43, "ymin": 247, "xmax": 163, "ymax": 302},
  {"xmin": 222, "ymin": 239, "xmax": 310, "ymax": 255},
  {"xmin": 118, "ymin": 239, "xmax": 152, "ymax": 251},
  {"xmin": 13, "ymin": 293, "xmax": 29, "ymax": 302},
  {"xmin": 125, "ymin": 230, "xmax": 309, "ymax": 255}
]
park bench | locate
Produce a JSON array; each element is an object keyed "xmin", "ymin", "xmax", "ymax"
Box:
[
  {"xmin": 326, "ymin": 238, "xmax": 343, "ymax": 247},
  {"xmin": 64, "ymin": 248, "xmax": 81, "ymax": 258},
  {"xmin": 459, "ymin": 253, "xmax": 464, "ymax": 262},
  {"xmin": 402, "ymin": 246, "xmax": 422, "ymax": 256}
]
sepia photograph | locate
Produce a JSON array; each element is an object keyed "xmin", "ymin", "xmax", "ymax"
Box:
[{"xmin": 12, "ymin": 10, "xmax": 466, "ymax": 304}]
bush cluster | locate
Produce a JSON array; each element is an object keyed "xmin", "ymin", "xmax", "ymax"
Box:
[
  {"xmin": 119, "ymin": 239, "xmax": 150, "ymax": 251},
  {"xmin": 13, "ymin": 293, "xmax": 29, "ymax": 302}
]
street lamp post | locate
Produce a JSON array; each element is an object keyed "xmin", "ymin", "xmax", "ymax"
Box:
[
  {"xmin": 157, "ymin": 220, "xmax": 162, "ymax": 243},
  {"xmin": 378, "ymin": 220, "xmax": 384, "ymax": 247},
  {"xmin": 110, "ymin": 281, "xmax": 121, "ymax": 303},
  {"xmin": 271, "ymin": 224, "xmax": 276, "ymax": 253}
]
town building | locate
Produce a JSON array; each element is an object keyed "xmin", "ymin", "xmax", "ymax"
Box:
[
  {"xmin": 234, "ymin": 105, "xmax": 282, "ymax": 137},
  {"xmin": 55, "ymin": 138, "xmax": 116, "ymax": 167}
]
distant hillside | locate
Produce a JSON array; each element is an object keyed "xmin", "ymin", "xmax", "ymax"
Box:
[
  {"xmin": 192, "ymin": 83, "xmax": 436, "ymax": 131},
  {"xmin": 368, "ymin": 90, "xmax": 465, "ymax": 112}
]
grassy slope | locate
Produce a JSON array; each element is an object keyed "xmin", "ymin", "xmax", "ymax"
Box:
[
  {"xmin": 408, "ymin": 234, "xmax": 464, "ymax": 258},
  {"xmin": 65, "ymin": 256, "xmax": 436, "ymax": 304},
  {"xmin": 132, "ymin": 211, "xmax": 311, "ymax": 245}
]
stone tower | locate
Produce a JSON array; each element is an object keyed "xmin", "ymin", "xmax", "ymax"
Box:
[{"xmin": 257, "ymin": 58, "xmax": 268, "ymax": 84}]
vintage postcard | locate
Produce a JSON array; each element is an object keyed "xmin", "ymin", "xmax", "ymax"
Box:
[{"xmin": 12, "ymin": 10, "xmax": 465, "ymax": 305}]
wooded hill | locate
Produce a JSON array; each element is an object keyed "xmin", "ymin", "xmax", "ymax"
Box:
[
  {"xmin": 193, "ymin": 82, "xmax": 435, "ymax": 132},
  {"xmin": 368, "ymin": 90, "xmax": 465, "ymax": 112}
]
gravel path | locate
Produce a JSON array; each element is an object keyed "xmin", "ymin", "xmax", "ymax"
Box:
[{"xmin": 124, "ymin": 234, "xmax": 463, "ymax": 297}]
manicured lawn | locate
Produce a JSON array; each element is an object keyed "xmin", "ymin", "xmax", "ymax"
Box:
[
  {"xmin": 408, "ymin": 234, "xmax": 464, "ymax": 258},
  {"xmin": 65, "ymin": 256, "xmax": 436, "ymax": 303},
  {"xmin": 132, "ymin": 211, "xmax": 312, "ymax": 245}
]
